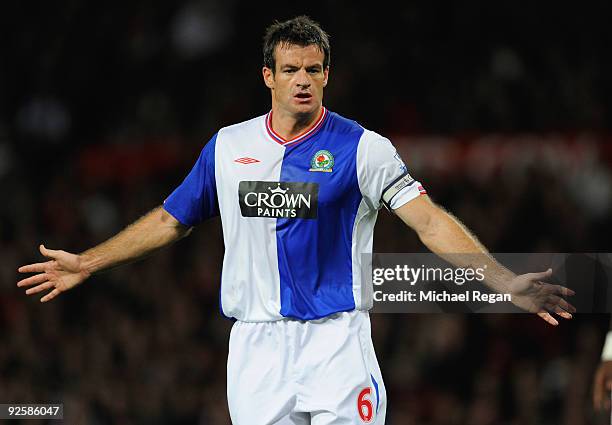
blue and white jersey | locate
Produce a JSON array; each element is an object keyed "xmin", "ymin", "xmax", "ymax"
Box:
[{"xmin": 164, "ymin": 108, "xmax": 426, "ymax": 322}]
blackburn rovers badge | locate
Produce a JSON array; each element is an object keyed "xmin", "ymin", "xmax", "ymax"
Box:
[{"xmin": 309, "ymin": 150, "xmax": 334, "ymax": 172}]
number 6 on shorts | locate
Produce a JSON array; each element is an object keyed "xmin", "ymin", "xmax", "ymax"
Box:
[{"xmin": 357, "ymin": 387, "xmax": 374, "ymax": 422}]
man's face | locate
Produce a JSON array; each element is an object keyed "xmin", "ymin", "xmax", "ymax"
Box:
[{"xmin": 263, "ymin": 43, "xmax": 329, "ymax": 116}]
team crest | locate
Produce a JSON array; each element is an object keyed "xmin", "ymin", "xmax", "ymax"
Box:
[{"xmin": 309, "ymin": 150, "xmax": 334, "ymax": 173}]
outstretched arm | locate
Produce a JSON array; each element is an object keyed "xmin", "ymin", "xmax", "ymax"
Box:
[
  {"xmin": 17, "ymin": 206, "xmax": 190, "ymax": 302},
  {"xmin": 394, "ymin": 194, "xmax": 575, "ymax": 325}
]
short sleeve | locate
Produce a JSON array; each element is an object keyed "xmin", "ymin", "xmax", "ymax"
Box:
[
  {"xmin": 163, "ymin": 134, "xmax": 219, "ymax": 226},
  {"xmin": 357, "ymin": 131, "xmax": 426, "ymax": 211}
]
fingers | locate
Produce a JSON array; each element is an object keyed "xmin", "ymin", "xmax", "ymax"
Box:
[
  {"xmin": 533, "ymin": 278, "xmax": 575, "ymax": 324},
  {"xmin": 537, "ymin": 311, "xmax": 558, "ymax": 326},
  {"xmin": 554, "ymin": 285, "xmax": 575, "ymax": 297},
  {"xmin": 41, "ymin": 288, "xmax": 61, "ymax": 303},
  {"xmin": 18, "ymin": 244, "xmax": 62, "ymax": 274},
  {"xmin": 548, "ymin": 295, "xmax": 576, "ymax": 314},
  {"xmin": 543, "ymin": 292, "xmax": 575, "ymax": 320},
  {"xmin": 25, "ymin": 282, "xmax": 54, "ymax": 295},
  {"xmin": 540, "ymin": 282, "xmax": 576, "ymax": 312},
  {"xmin": 18, "ymin": 278, "xmax": 63, "ymax": 302},
  {"xmin": 40, "ymin": 244, "xmax": 62, "ymax": 259},
  {"xmin": 18, "ymin": 261, "xmax": 53, "ymax": 274},
  {"xmin": 542, "ymin": 283, "xmax": 575, "ymax": 297},
  {"xmin": 545, "ymin": 303, "xmax": 572, "ymax": 320},
  {"xmin": 528, "ymin": 268, "xmax": 553, "ymax": 281},
  {"xmin": 17, "ymin": 273, "xmax": 49, "ymax": 287},
  {"xmin": 20, "ymin": 244, "xmax": 70, "ymax": 274}
]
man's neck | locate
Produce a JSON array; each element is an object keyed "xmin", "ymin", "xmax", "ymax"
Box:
[{"xmin": 270, "ymin": 105, "xmax": 323, "ymax": 141}]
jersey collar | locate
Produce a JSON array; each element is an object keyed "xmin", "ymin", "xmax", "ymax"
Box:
[{"xmin": 265, "ymin": 107, "xmax": 328, "ymax": 146}]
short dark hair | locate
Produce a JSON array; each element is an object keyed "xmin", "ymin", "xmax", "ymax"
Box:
[{"xmin": 263, "ymin": 16, "xmax": 331, "ymax": 72}]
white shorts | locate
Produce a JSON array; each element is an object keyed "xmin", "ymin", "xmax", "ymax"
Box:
[{"xmin": 227, "ymin": 310, "xmax": 387, "ymax": 425}]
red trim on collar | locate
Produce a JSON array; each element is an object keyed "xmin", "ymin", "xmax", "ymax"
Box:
[{"xmin": 265, "ymin": 107, "xmax": 327, "ymax": 146}]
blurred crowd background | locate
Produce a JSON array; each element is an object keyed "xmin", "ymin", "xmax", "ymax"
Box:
[{"xmin": 1, "ymin": 1, "xmax": 612, "ymax": 424}]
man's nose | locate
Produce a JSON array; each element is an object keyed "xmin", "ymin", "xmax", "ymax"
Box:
[{"xmin": 296, "ymin": 69, "xmax": 311, "ymax": 87}]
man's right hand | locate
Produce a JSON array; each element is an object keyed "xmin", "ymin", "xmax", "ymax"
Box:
[{"xmin": 17, "ymin": 244, "xmax": 90, "ymax": 302}]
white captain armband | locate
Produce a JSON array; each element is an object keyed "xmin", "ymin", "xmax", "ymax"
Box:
[
  {"xmin": 602, "ymin": 331, "xmax": 612, "ymax": 361},
  {"xmin": 381, "ymin": 172, "xmax": 415, "ymax": 210}
]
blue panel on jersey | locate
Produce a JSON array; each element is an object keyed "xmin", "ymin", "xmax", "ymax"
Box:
[
  {"xmin": 163, "ymin": 134, "xmax": 219, "ymax": 226},
  {"xmin": 277, "ymin": 113, "xmax": 364, "ymax": 320}
]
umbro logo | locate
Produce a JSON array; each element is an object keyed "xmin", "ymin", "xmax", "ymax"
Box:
[{"xmin": 234, "ymin": 157, "xmax": 260, "ymax": 164}]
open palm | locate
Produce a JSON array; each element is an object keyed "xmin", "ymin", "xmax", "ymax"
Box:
[
  {"xmin": 508, "ymin": 268, "xmax": 575, "ymax": 326},
  {"xmin": 17, "ymin": 244, "xmax": 90, "ymax": 302}
]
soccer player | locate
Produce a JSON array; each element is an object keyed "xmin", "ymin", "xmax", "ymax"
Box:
[{"xmin": 18, "ymin": 16, "xmax": 575, "ymax": 424}]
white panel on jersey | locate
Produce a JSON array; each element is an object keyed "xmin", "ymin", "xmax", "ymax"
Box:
[
  {"xmin": 353, "ymin": 130, "xmax": 424, "ymax": 310},
  {"xmin": 357, "ymin": 130, "xmax": 423, "ymax": 211},
  {"xmin": 215, "ymin": 116, "xmax": 285, "ymax": 321}
]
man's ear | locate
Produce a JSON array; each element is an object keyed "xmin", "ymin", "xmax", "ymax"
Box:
[
  {"xmin": 322, "ymin": 66, "xmax": 329, "ymax": 87},
  {"xmin": 263, "ymin": 67, "xmax": 275, "ymax": 89}
]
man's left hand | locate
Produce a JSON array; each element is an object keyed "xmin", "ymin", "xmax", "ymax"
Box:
[{"xmin": 508, "ymin": 268, "xmax": 576, "ymax": 326}]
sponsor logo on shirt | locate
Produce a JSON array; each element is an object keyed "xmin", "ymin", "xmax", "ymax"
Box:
[
  {"xmin": 309, "ymin": 150, "xmax": 334, "ymax": 172},
  {"xmin": 234, "ymin": 157, "xmax": 260, "ymax": 164},
  {"xmin": 239, "ymin": 181, "xmax": 319, "ymax": 219}
]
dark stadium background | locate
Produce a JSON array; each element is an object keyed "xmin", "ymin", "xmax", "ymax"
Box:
[{"xmin": 1, "ymin": 1, "xmax": 612, "ymax": 424}]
